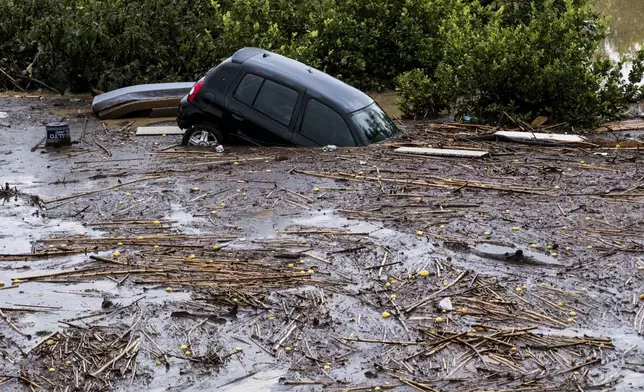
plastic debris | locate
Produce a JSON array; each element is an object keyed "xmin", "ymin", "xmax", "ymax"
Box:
[
  {"xmin": 438, "ymin": 298, "xmax": 453, "ymax": 311},
  {"xmin": 322, "ymin": 145, "xmax": 338, "ymax": 152}
]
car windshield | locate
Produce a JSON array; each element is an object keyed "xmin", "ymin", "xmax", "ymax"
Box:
[{"xmin": 350, "ymin": 103, "xmax": 397, "ymax": 143}]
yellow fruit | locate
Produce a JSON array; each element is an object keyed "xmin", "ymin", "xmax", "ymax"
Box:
[
  {"xmin": 184, "ymin": 351, "xmax": 191, "ymax": 356},
  {"xmin": 435, "ymin": 317, "xmax": 443, "ymax": 323},
  {"xmin": 521, "ymin": 284, "xmax": 528, "ymax": 290},
  {"xmin": 567, "ymin": 318, "xmax": 574, "ymax": 323},
  {"xmin": 511, "ymin": 226, "xmax": 520, "ymax": 231},
  {"xmin": 554, "ymin": 185, "xmax": 560, "ymax": 189},
  {"xmin": 637, "ymin": 266, "xmax": 644, "ymax": 271},
  {"xmin": 546, "ymin": 245, "xmax": 552, "ymax": 249},
  {"xmin": 288, "ymin": 263, "xmax": 294, "ymax": 268},
  {"xmin": 162, "ymin": 133, "xmax": 167, "ymax": 137},
  {"xmin": 515, "ymin": 287, "xmax": 522, "ymax": 292},
  {"xmin": 117, "ymin": 242, "xmax": 123, "ymax": 246},
  {"xmin": 511, "ymin": 346, "xmax": 517, "ymax": 351},
  {"xmin": 374, "ymin": 387, "xmax": 381, "ymax": 391},
  {"xmin": 153, "ymin": 220, "xmax": 160, "ymax": 225},
  {"xmin": 212, "ymin": 245, "xmax": 220, "ymax": 251},
  {"xmin": 557, "ymin": 302, "xmax": 564, "ymax": 307},
  {"xmin": 155, "ymin": 360, "xmax": 161, "ymax": 366},
  {"xmin": 137, "ymin": 236, "xmax": 143, "ymax": 240},
  {"xmin": 416, "ymin": 230, "xmax": 424, "ymax": 236},
  {"xmin": 390, "ymin": 294, "xmax": 397, "ymax": 301},
  {"xmin": 193, "ymin": 187, "xmax": 200, "ymax": 191},
  {"xmin": 607, "ymin": 263, "xmax": 613, "ymax": 267},
  {"xmin": 358, "ymin": 171, "xmax": 364, "ymax": 175},
  {"xmin": 299, "ymin": 259, "xmax": 305, "ymax": 264},
  {"xmin": 483, "ymin": 231, "xmax": 491, "ymax": 236},
  {"xmin": 285, "ymin": 346, "xmax": 292, "ymax": 351},
  {"xmin": 166, "ymin": 287, "xmax": 173, "ymax": 293},
  {"xmin": 65, "ymin": 360, "xmax": 71, "ymax": 366},
  {"xmin": 385, "ymin": 282, "xmax": 391, "ymax": 287},
  {"xmin": 210, "ymin": 210, "xmax": 217, "ymax": 215},
  {"xmin": 48, "ymin": 368, "xmax": 56, "ymax": 372},
  {"xmin": 585, "ymin": 216, "xmax": 591, "ymax": 221},
  {"xmin": 233, "ymin": 162, "xmax": 239, "ymax": 166},
  {"xmin": 12, "ymin": 279, "xmax": 21, "ymax": 285},
  {"xmin": 562, "ymin": 226, "xmax": 567, "ymax": 230},
  {"xmin": 323, "ymin": 364, "xmax": 330, "ymax": 370},
  {"xmin": 113, "ymin": 251, "xmax": 120, "ymax": 257},
  {"xmin": 569, "ymin": 311, "xmax": 577, "ymax": 316},
  {"xmin": 551, "ymin": 252, "xmax": 558, "ymax": 256},
  {"xmin": 313, "ymin": 187, "xmax": 320, "ymax": 192},
  {"xmin": 180, "ymin": 345, "xmax": 188, "ymax": 350},
  {"xmin": 236, "ymin": 189, "xmax": 241, "ymax": 193},
  {"xmin": 268, "ymin": 316, "xmax": 275, "ymax": 320},
  {"xmin": 154, "ymin": 245, "xmax": 159, "ymax": 249},
  {"xmin": 125, "ymin": 192, "xmax": 131, "ymax": 196},
  {"xmin": 382, "ymin": 311, "xmax": 391, "ymax": 319},
  {"xmin": 587, "ymin": 245, "xmax": 593, "ymax": 249},
  {"xmin": 419, "ymin": 270, "xmax": 430, "ymax": 277},
  {"xmin": 46, "ymin": 339, "xmax": 55, "ymax": 345},
  {"xmin": 530, "ymin": 243, "xmax": 537, "ymax": 248},
  {"xmin": 565, "ymin": 247, "xmax": 572, "ymax": 251},
  {"xmin": 60, "ymin": 243, "xmax": 67, "ymax": 249},
  {"xmin": 307, "ymin": 269, "xmax": 315, "ymax": 274}
]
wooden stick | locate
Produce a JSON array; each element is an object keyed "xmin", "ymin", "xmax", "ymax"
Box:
[{"xmin": 44, "ymin": 175, "xmax": 164, "ymax": 204}]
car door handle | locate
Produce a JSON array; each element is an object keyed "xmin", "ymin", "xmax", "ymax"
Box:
[{"xmin": 231, "ymin": 111, "xmax": 244, "ymax": 121}]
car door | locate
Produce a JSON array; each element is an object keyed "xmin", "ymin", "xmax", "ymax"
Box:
[
  {"xmin": 225, "ymin": 72, "xmax": 302, "ymax": 144},
  {"xmin": 291, "ymin": 96, "xmax": 357, "ymax": 147}
]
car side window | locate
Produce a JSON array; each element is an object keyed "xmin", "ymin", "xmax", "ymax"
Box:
[
  {"xmin": 234, "ymin": 74, "xmax": 264, "ymax": 106},
  {"xmin": 253, "ymin": 80, "xmax": 298, "ymax": 126},
  {"xmin": 300, "ymin": 99, "xmax": 355, "ymax": 146}
]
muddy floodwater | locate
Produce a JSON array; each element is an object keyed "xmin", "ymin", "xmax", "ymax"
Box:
[
  {"xmin": 1, "ymin": 93, "xmax": 644, "ymax": 392},
  {"xmin": 599, "ymin": 0, "xmax": 644, "ymax": 56}
]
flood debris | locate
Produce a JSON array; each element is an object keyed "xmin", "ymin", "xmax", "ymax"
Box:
[
  {"xmin": 91, "ymin": 82, "xmax": 193, "ymax": 119},
  {"xmin": 394, "ymin": 146, "xmax": 490, "ymax": 158},
  {"xmin": 135, "ymin": 125, "xmax": 184, "ymax": 136}
]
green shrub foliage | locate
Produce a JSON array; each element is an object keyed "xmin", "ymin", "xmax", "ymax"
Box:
[{"xmin": 0, "ymin": 0, "xmax": 642, "ymax": 126}]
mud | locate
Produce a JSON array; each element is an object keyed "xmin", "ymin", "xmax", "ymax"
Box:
[{"xmin": 0, "ymin": 93, "xmax": 643, "ymax": 391}]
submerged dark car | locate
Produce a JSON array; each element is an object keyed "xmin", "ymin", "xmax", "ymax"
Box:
[{"xmin": 177, "ymin": 48, "xmax": 397, "ymax": 147}]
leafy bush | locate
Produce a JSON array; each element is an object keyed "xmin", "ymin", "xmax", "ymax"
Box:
[
  {"xmin": 396, "ymin": 0, "xmax": 644, "ymax": 126},
  {"xmin": 0, "ymin": 0, "xmax": 642, "ymax": 126}
]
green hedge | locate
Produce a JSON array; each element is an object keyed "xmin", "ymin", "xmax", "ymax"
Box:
[{"xmin": 0, "ymin": 0, "xmax": 642, "ymax": 126}]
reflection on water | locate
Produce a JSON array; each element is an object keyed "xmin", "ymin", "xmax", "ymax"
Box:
[{"xmin": 599, "ymin": 0, "xmax": 644, "ymax": 57}]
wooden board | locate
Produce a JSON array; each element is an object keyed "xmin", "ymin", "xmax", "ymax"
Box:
[
  {"xmin": 97, "ymin": 97, "xmax": 180, "ymax": 120},
  {"xmin": 394, "ymin": 147, "xmax": 489, "ymax": 158},
  {"xmin": 136, "ymin": 126, "xmax": 185, "ymax": 136},
  {"xmin": 494, "ymin": 131, "xmax": 586, "ymax": 143}
]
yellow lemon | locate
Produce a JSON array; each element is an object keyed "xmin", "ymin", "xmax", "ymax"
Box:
[
  {"xmin": 511, "ymin": 226, "xmax": 520, "ymax": 231},
  {"xmin": 46, "ymin": 339, "xmax": 55, "ymax": 345},
  {"xmin": 65, "ymin": 360, "xmax": 71, "ymax": 366},
  {"xmin": 113, "ymin": 251, "xmax": 121, "ymax": 257},
  {"xmin": 166, "ymin": 287, "xmax": 173, "ymax": 293},
  {"xmin": 416, "ymin": 230, "xmax": 424, "ymax": 236},
  {"xmin": 569, "ymin": 311, "xmax": 577, "ymax": 316},
  {"xmin": 285, "ymin": 346, "xmax": 292, "ymax": 351},
  {"xmin": 184, "ymin": 351, "xmax": 191, "ymax": 356},
  {"xmin": 382, "ymin": 311, "xmax": 391, "ymax": 319},
  {"xmin": 233, "ymin": 162, "xmax": 239, "ymax": 166},
  {"xmin": 435, "ymin": 317, "xmax": 443, "ymax": 323},
  {"xmin": 419, "ymin": 270, "xmax": 429, "ymax": 277},
  {"xmin": 390, "ymin": 294, "xmax": 397, "ymax": 301},
  {"xmin": 180, "ymin": 345, "xmax": 188, "ymax": 350},
  {"xmin": 117, "ymin": 242, "xmax": 123, "ymax": 246},
  {"xmin": 49, "ymin": 368, "xmax": 56, "ymax": 372},
  {"xmin": 288, "ymin": 263, "xmax": 294, "ymax": 268},
  {"xmin": 313, "ymin": 187, "xmax": 320, "ymax": 192},
  {"xmin": 307, "ymin": 269, "xmax": 315, "ymax": 274}
]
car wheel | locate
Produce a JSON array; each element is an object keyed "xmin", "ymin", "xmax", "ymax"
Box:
[{"xmin": 182, "ymin": 125, "xmax": 224, "ymax": 147}]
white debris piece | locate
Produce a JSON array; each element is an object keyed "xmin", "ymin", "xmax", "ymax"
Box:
[
  {"xmin": 135, "ymin": 126, "xmax": 184, "ymax": 136},
  {"xmin": 0, "ymin": 112, "xmax": 8, "ymax": 119},
  {"xmin": 395, "ymin": 147, "xmax": 489, "ymax": 158},
  {"xmin": 438, "ymin": 298, "xmax": 453, "ymax": 311},
  {"xmin": 494, "ymin": 131, "xmax": 586, "ymax": 143}
]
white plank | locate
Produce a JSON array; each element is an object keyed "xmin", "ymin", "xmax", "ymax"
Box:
[
  {"xmin": 394, "ymin": 147, "xmax": 489, "ymax": 158},
  {"xmin": 136, "ymin": 126, "xmax": 184, "ymax": 136},
  {"xmin": 495, "ymin": 131, "xmax": 585, "ymax": 143}
]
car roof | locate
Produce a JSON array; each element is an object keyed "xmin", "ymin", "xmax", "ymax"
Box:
[{"xmin": 232, "ymin": 48, "xmax": 374, "ymax": 114}]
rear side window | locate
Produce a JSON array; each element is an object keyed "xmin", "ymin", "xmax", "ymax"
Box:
[
  {"xmin": 253, "ymin": 80, "xmax": 298, "ymax": 126},
  {"xmin": 234, "ymin": 74, "xmax": 263, "ymax": 105},
  {"xmin": 300, "ymin": 99, "xmax": 355, "ymax": 146}
]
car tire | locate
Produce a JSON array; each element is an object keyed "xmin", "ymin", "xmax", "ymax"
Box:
[{"xmin": 182, "ymin": 124, "xmax": 224, "ymax": 147}]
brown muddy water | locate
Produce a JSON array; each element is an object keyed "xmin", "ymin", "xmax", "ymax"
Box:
[{"xmin": 1, "ymin": 92, "xmax": 644, "ymax": 392}]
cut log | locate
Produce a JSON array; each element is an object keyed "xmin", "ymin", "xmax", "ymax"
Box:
[{"xmin": 394, "ymin": 147, "xmax": 489, "ymax": 158}]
